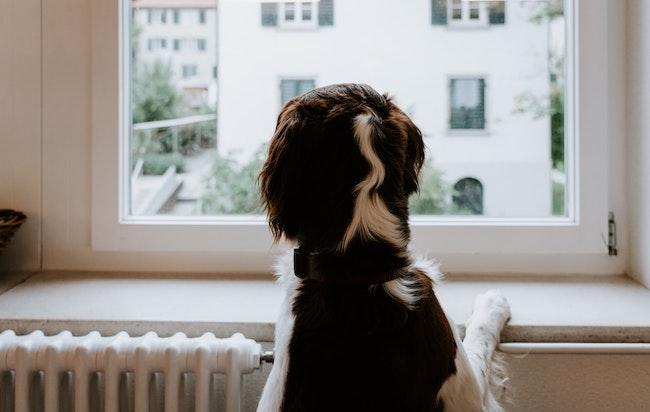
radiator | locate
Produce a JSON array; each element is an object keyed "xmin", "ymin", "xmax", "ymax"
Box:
[{"xmin": 0, "ymin": 330, "xmax": 266, "ymax": 412}]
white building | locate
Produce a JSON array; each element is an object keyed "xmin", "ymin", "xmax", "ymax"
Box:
[
  {"xmin": 218, "ymin": 0, "xmax": 554, "ymax": 217},
  {"xmin": 132, "ymin": 0, "xmax": 218, "ymax": 108}
]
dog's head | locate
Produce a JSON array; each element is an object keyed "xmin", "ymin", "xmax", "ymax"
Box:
[{"xmin": 259, "ymin": 83, "xmax": 425, "ymax": 252}]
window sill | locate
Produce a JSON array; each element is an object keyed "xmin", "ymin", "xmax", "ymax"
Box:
[{"xmin": 0, "ymin": 272, "xmax": 648, "ymax": 343}]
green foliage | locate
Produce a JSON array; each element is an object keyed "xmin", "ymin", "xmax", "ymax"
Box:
[
  {"xmin": 528, "ymin": 0, "xmax": 564, "ymax": 24},
  {"xmin": 200, "ymin": 146, "xmax": 267, "ymax": 214},
  {"xmin": 408, "ymin": 161, "xmax": 453, "ymax": 215},
  {"xmin": 139, "ymin": 153, "xmax": 186, "ymax": 175},
  {"xmin": 132, "ymin": 61, "xmax": 182, "ymax": 124}
]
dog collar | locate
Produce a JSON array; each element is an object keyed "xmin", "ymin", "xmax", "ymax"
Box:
[{"xmin": 293, "ymin": 247, "xmax": 405, "ymax": 286}]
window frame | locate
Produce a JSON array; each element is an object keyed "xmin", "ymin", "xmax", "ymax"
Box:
[
  {"xmin": 278, "ymin": 1, "xmax": 319, "ymax": 29},
  {"xmin": 91, "ymin": 0, "xmax": 612, "ymax": 274},
  {"xmin": 447, "ymin": 0, "xmax": 489, "ymax": 28},
  {"xmin": 448, "ymin": 75, "xmax": 487, "ymax": 132}
]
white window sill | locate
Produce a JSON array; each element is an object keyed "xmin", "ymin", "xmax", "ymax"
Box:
[{"xmin": 0, "ymin": 272, "xmax": 649, "ymax": 343}]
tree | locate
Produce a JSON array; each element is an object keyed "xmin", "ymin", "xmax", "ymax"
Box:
[
  {"xmin": 132, "ymin": 61, "xmax": 182, "ymax": 124},
  {"xmin": 200, "ymin": 145, "xmax": 267, "ymax": 214},
  {"xmin": 515, "ymin": 0, "xmax": 565, "ymax": 170},
  {"xmin": 409, "ymin": 161, "xmax": 453, "ymax": 215}
]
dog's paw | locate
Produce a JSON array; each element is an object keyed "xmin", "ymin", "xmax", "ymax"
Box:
[{"xmin": 473, "ymin": 289, "xmax": 511, "ymax": 327}]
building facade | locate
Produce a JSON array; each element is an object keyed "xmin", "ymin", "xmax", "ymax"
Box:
[
  {"xmin": 132, "ymin": 0, "xmax": 218, "ymax": 108},
  {"xmin": 217, "ymin": 0, "xmax": 554, "ymax": 217}
]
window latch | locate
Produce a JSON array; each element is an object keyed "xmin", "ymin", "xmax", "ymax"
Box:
[{"xmin": 608, "ymin": 212, "xmax": 618, "ymax": 256}]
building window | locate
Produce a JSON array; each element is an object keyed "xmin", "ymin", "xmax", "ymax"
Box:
[
  {"xmin": 453, "ymin": 178, "xmax": 484, "ymax": 215},
  {"xmin": 147, "ymin": 9, "xmax": 167, "ymax": 24},
  {"xmin": 199, "ymin": 10, "xmax": 206, "ymax": 24},
  {"xmin": 261, "ymin": 1, "xmax": 334, "ymax": 27},
  {"xmin": 284, "ymin": 2, "xmax": 296, "ymax": 21},
  {"xmin": 280, "ymin": 79, "xmax": 315, "ymax": 105},
  {"xmin": 182, "ymin": 65, "xmax": 198, "ymax": 78},
  {"xmin": 432, "ymin": 0, "xmax": 505, "ymax": 26},
  {"xmin": 450, "ymin": 78, "xmax": 485, "ymax": 130},
  {"xmin": 173, "ymin": 39, "xmax": 205, "ymax": 52},
  {"xmin": 147, "ymin": 38, "xmax": 167, "ymax": 51},
  {"xmin": 173, "ymin": 10, "xmax": 180, "ymax": 24},
  {"xmin": 302, "ymin": 2, "xmax": 313, "ymax": 21}
]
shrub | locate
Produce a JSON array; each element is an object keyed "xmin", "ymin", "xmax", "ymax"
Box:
[{"xmin": 139, "ymin": 153, "xmax": 186, "ymax": 175}]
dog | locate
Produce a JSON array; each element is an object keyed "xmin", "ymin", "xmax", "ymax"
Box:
[{"xmin": 257, "ymin": 83, "xmax": 511, "ymax": 412}]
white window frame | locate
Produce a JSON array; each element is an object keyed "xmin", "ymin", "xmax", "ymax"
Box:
[
  {"xmin": 278, "ymin": 1, "xmax": 318, "ymax": 29},
  {"xmin": 91, "ymin": 0, "xmax": 612, "ymax": 274},
  {"xmin": 447, "ymin": 0, "xmax": 489, "ymax": 28}
]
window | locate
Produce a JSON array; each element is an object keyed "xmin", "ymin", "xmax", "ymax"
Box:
[
  {"xmin": 147, "ymin": 9, "xmax": 167, "ymax": 24},
  {"xmin": 449, "ymin": 78, "xmax": 485, "ymax": 130},
  {"xmin": 432, "ymin": 0, "xmax": 506, "ymax": 27},
  {"xmin": 261, "ymin": 1, "xmax": 334, "ymax": 28},
  {"xmin": 173, "ymin": 39, "xmax": 205, "ymax": 52},
  {"xmin": 91, "ymin": 0, "xmax": 615, "ymax": 272},
  {"xmin": 147, "ymin": 38, "xmax": 167, "ymax": 52},
  {"xmin": 284, "ymin": 3, "xmax": 295, "ymax": 21},
  {"xmin": 453, "ymin": 178, "xmax": 484, "ymax": 215},
  {"xmin": 302, "ymin": 2, "xmax": 313, "ymax": 21},
  {"xmin": 182, "ymin": 65, "xmax": 198, "ymax": 78},
  {"xmin": 280, "ymin": 79, "xmax": 316, "ymax": 105},
  {"xmin": 173, "ymin": 10, "xmax": 180, "ymax": 24},
  {"xmin": 199, "ymin": 10, "xmax": 206, "ymax": 24}
]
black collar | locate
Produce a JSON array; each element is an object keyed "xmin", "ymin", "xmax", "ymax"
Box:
[{"xmin": 293, "ymin": 247, "xmax": 406, "ymax": 286}]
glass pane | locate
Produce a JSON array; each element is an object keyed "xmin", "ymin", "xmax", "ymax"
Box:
[
  {"xmin": 285, "ymin": 3, "xmax": 295, "ymax": 21},
  {"xmin": 302, "ymin": 2, "xmax": 312, "ymax": 21},
  {"xmin": 128, "ymin": 0, "xmax": 568, "ymax": 218}
]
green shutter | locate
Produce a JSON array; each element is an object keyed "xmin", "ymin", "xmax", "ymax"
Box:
[
  {"xmin": 318, "ymin": 0, "xmax": 334, "ymax": 26},
  {"xmin": 431, "ymin": 0, "xmax": 447, "ymax": 25},
  {"xmin": 261, "ymin": 3, "xmax": 278, "ymax": 27},
  {"xmin": 489, "ymin": 1, "xmax": 506, "ymax": 25}
]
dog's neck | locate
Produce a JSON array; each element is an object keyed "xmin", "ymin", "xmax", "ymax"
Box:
[{"xmin": 293, "ymin": 240, "xmax": 410, "ymax": 285}]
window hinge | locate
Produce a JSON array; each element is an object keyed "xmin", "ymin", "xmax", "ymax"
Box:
[{"xmin": 608, "ymin": 212, "xmax": 618, "ymax": 256}]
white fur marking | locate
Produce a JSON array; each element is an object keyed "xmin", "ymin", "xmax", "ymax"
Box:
[
  {"xmin": 381, "ymin": 255, "xmax": 442, "ymax": 309},
  {"xmin": 257, "ymin": 251, "xmax": 300, "ymax": 412},
  {"xmin": 438, "ymin": 290, "xmax": 511, "ymax": 412},
  {"xmin": 340, "ymin": 113, "xmax": 405, "ymax": 251}
]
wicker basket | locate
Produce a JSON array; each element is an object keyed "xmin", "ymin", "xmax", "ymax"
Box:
[{"xmin": 0, "ymin": 209, "xmax": 26, "ymax": 253}]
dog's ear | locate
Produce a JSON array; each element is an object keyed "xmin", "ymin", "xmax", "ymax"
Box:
[
  {"xmin": 403, "ymin": 119, "xmax": 425, "ymax": 195},
  {"xmin": 259, "ymin": 104, "xmax": 303, "ymax": 241}
]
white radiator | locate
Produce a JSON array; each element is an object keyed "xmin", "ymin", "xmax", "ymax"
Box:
[{"xmin": 0, "ymin": 330, "xmax": 265, "ymax": 412}]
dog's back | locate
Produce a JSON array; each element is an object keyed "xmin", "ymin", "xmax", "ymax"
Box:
[{"xmin": 282, "ymin": 270, "xmax": 456, "ymax": 412}]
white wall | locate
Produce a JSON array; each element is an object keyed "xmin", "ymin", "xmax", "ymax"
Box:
[
  {"xmin": 627, "ymin": 0, "xmax": 650, "ymax": 287},
  {"xmin": 0, "ymin": 0, "xmax": 42, "ymax": 272},
  {"xmin": 218, "ymin": 0, "xmax": 552, "ymax": 217}
]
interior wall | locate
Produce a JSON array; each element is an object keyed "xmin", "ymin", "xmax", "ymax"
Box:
[
  {"xmin": 0, "ymin": 0, "xmax": 42, "ymax": 273},
  {"xmin": 241, "ymin": 351, "xmax": 650, "ymax": 412},
  {"xmin": 627, "ymin": 0, "xmax": 650, "ymax": 287}
]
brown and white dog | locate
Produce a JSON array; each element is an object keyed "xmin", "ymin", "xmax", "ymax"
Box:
[{"xmin": 257, "ymin": 84, "xmax": 511, "ymax": 412}]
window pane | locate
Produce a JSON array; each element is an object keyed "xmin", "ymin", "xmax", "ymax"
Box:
[
  {"xmin": 285, "ymin": 3, "xmax": 295, "ymax": 21},
  {"xmin": 302, "ymin": 2, "xmax": 312, "ymax": 21},
  {"xmin": 450, "ymin": 78, "xmax": 485, "ymax": 130},
  {"xmin": 128, "ymin": 0, "xmax": 568, "ymax": 218}
]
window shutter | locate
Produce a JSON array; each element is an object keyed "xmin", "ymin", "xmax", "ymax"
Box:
[
  {"xmin": 476, "ymin": 79, "xmax": 486, "ymax": 129},
  {"xmin": 431, "ymin": 0, "xmax": 447, "ymax": 25},
  {"xmin": 261, "ymin": 3, "xmax": 278, "ymax": 27},
  {"xmin": 488, "ymin": 1, "xmax": 506, "ymax": 25},
  {"xmin": 318, "ymin": 0, "xmax": 334, "ymax": 26}
]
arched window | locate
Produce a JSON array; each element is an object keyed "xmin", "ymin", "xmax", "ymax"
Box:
[{"xmin": 453, "ymin": 177, "xmax": 483, "ymax": 215}]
